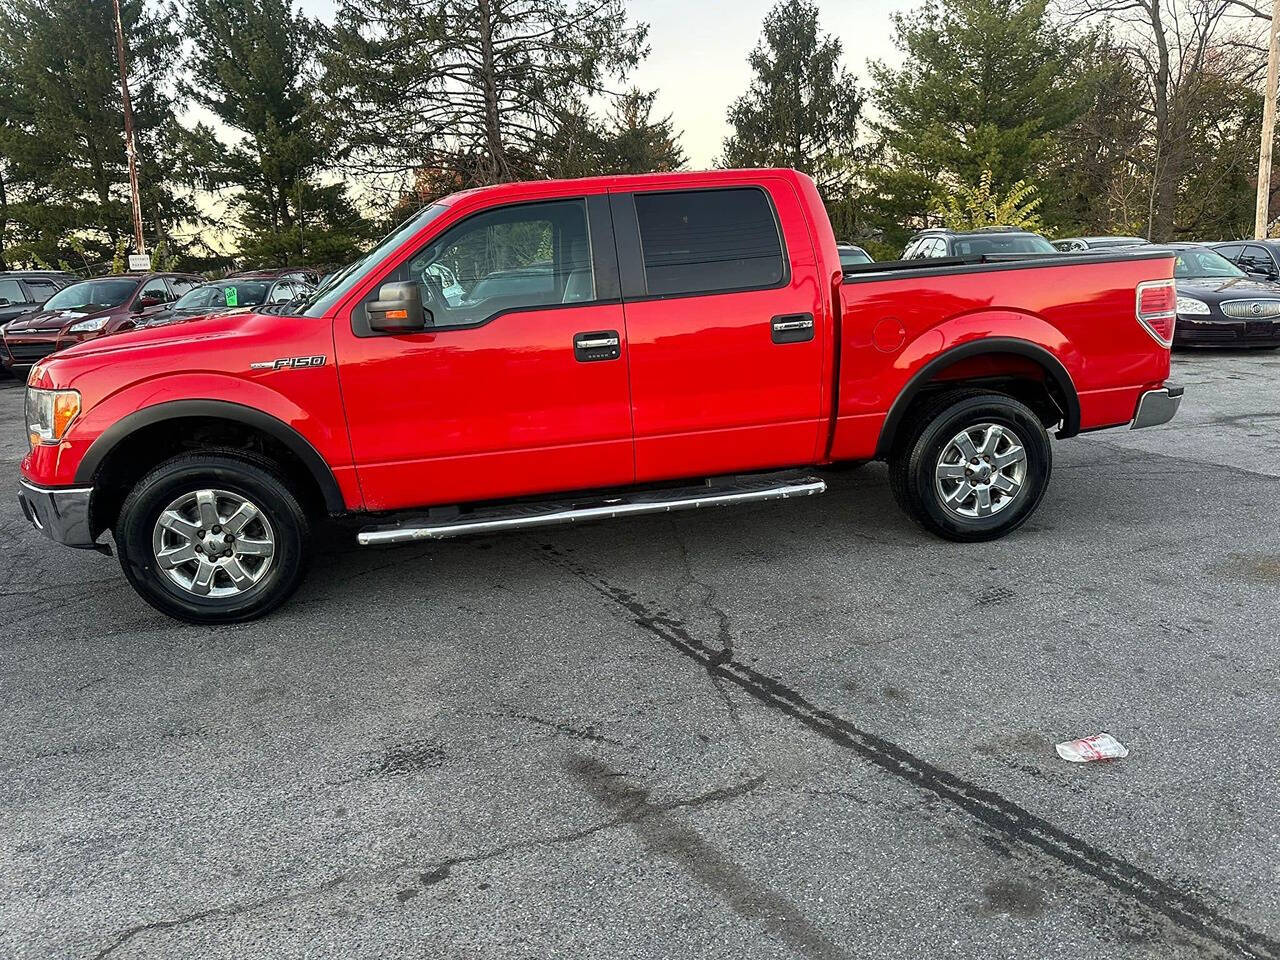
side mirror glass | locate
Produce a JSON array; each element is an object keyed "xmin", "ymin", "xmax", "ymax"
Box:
[{"xmin": 368, "ymin": 281, "xmax": 430, "ymax": 333}]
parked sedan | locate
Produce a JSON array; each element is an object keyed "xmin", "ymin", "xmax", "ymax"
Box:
[
  {"xmin": 0, "ymin": 272, "xmax": 200, "ymax": 370},
  {"xmin": 1053, "ymin": 236, "xmax": 1149, "ymax": 252},
  {"xmin": 836, "ymin": 243, "xmax": 873, "ymax": 269},
  {"xmin": 142, "ymin": 277, "xmax": 298, "ymax": 327},
  {"xmin": 1168, "ymin": 244, "xmax": 1280, "ymax": 348}
]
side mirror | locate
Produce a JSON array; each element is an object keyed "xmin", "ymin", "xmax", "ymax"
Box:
[
  {"xmin": 136, "ymin": 295, "xmax": 162, "ymax": 311},
  {"xmin": 368, "ymin": 281, "xmax": 430, "ymax": 333}
]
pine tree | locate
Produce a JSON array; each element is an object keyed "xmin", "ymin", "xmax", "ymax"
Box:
[
  {"xmin": 867, "ymin": 0, "xmax": 1090, "ymax": 250},
  {"xmin": 321, "ymin": 0, "xmax": 651, "ymax": 205},
  {"xmin": 0, "ymin": 0, "xmax": 195, "ymax": 269},
  {"xmin": 720, "ymin": 0, "xmax": 863, "ymax": 196},
  {"xmin": 184, "ymin": 0, "xmax": 367, "ymax": 266}
]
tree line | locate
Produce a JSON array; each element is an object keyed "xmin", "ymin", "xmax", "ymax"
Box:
[{"xmin": 0, "ymin": 0, "xmax": 1273, "ymax": 273}]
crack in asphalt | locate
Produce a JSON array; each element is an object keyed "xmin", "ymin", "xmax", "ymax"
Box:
[
  {"xmin": 89, "ymin": 773, "xmax": 768, "ymax": 958},
  {"xmin": 536, "ymin": 541, "xmax": 1280, "ymax": 960},
  {"xmin": 668, "ymin": 520, "xmax": 756, "ymax": 761}
]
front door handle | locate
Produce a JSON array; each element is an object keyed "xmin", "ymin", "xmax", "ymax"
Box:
[
  {"xmin": 771, "ymin": 313, "xmax": 815, "ymax": 344},
  {"xmin": 574, "ymin": 330, "xmax": 621, "ymax": 362}
]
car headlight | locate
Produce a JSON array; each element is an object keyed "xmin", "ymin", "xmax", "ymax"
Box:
[
  {"xmin": 1176, "ymin": 296, "xmax": 1210, "ymax": 316},
  {"xmin": 25, "ymin": 387, "xmax": 81, "ymax": 448},
  {"xmin": 68, "ymin": 317, "xmax": 109, "ymax": 333}
]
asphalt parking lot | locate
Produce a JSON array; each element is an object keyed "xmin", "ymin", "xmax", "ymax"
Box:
[{"xmin": 2, "ymin": 351, "xmax": 1279, "ymax": 960}]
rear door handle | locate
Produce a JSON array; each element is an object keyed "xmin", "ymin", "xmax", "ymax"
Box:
[
  {"xmin": 574, "ymin": 330, "xmax": 621, "ymax": 362},
  {"xmin": 771, "ymin": 313, "xmax": 815, "ymax": 344}
]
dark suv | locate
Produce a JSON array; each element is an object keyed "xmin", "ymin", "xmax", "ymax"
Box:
[
  {"xmin": 1209, "ymin": 240, "xmax": 1280, "ymax": 283},
  {"xmin": 0, "ymin": 271, "xmax": 77, "ymax": 326},
  {"xmin": 1, "ymin": 272, "xmax": 201, "ymax": 370},
  {"xmin": 902, "ymin": 227, "xmax": 1056, "ymax": 259}
]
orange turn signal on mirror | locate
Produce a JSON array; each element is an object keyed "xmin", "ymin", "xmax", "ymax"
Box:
[{"xmin": 386, "ymin": 309, "xmax": 408, "ymax": 320}]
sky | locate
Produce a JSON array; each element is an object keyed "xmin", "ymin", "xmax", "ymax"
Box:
[{"xmin": 296, "ymin": 0, "xmax": 913, "ymax": 169}]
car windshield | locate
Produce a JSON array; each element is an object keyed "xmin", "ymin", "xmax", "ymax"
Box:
[
  {"xmin": 43, "ymin": 278, "xmax": 137, "ymax": 311},
  {"xmin": 175, "ymin": 281, "xmax": 270, "ymax": 311},
  {"xmin": 1174, "ymin": 249, "xmax": 1245, "ymax": 280},
  {"xmin": 295, "ymin": 204, "xmax": 449, "ymax": 317},
  {"xmin": 839, "ymin": 248, "xmax": 871, "ymax": 267},
  {"xmin": 953, "ymin": 234, "xmax": 1056, "ymax": 256}
]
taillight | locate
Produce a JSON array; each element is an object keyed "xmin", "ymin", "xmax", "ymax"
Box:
[{"xmin": 1136, "ymin": 279, "xmax": 1176, "ymax": 347}]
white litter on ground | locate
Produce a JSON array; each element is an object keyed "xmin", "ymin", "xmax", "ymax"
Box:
[{"xmin": 1055, "ymin": 733, "xmax": 1129, "ymax": 763}]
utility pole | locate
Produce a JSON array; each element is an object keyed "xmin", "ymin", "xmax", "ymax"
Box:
[
  {"xmin": 1256, "ymin": 0, "xmax": 1280, "ymax": 239},
  {"xmin": 111, "ymin": 0, "xmax": 146, "ymax": 256}
]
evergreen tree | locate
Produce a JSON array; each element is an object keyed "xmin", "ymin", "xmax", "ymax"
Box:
[
  {"xmin": 184, "ymin": 0, "xmax": 367, "ymax": 266},
  {"xmin": 540, "ymin": 90, "xmax": 685, "ymax": 180},
  {"xmin": 720, "ymin": 0, "xmax": 862, "ymax": 197},
  {"xmin": 0, "ymin": 0, "xmax": 195, "ymax": 269},
  {"xmin": 867, "ymin": 0, "xmax": 1090, "ymax": 249},
  {"xmin": 321, "ymin": 0, "xmax": 650, "ymax": 204}
]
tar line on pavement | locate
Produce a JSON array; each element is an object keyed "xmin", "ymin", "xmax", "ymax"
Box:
[{"xmin": 535, "ymin": 541, "xmax": 1280, "ymax": 960}]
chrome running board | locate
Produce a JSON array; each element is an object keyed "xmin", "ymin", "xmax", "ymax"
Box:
[{"xmin": 357, "ymin": 475, "xmax": 826, "ymax": 546}]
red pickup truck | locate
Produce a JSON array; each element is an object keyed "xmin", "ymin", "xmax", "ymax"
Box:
[{"xmin": 18, "ymin": 169, "xmax": 1182, "ymax": 622}]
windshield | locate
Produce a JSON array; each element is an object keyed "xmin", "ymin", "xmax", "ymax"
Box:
[
  {"xmin": 295, "ymin": 203, "xmax": 449, "ymax": 317},
  {"xmin": 175, "ymin": 281, "xmax": 270, "ymax": 311},
  {"xmin": 953, "ymin": 234, "xmax": 1056, "ymax": 256},
  {"xmin": 839, "ymin": 247, "xmax": 871, "ymax": 267},
  {"xmin": 1174, "ymin": 248, "xmax": 1245, "ymax": 280},
  {"xmin": 43, "ymin": 278, "xmax": 137, "ymax": 311}
]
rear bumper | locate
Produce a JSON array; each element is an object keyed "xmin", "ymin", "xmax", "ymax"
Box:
[
  {"xmin": 1130, "ymin": 383, "xmax": 1183, "ymax": 430},
  {"xmin": 17, "ymin": 479, "xmax": 97, "ymax": 547}
]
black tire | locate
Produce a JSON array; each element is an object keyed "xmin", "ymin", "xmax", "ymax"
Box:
[
  {"xmin": 114, "ymin": 449, "xmax": 312, "ymax": 623},
  {"xmin": 888, "ymin": 390, "xmax": 1051, "ymax": 542}
]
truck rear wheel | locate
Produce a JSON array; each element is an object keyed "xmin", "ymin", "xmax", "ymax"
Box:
[
  {"xmin": 114, "ymin": 450, "xmax": 312, "ymax": 623},
  {"xmin": 889, "ymin": 390, "xmax": 1051, "ymax": 542}
]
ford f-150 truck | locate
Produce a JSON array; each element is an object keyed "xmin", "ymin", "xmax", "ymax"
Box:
[{"xmin": 18, "ymin": 169, "xmax": 1183, "ymax": 623}]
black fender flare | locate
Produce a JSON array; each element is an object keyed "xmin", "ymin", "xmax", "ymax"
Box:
[
  {"xmin": 75, "ymin": 399, "xmax": 346, "ymax": 513},
  {"xmin": 874, "ymin": 337, "xmax": 1081, "ymax": 459}
]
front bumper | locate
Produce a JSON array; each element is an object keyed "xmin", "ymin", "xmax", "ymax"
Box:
[
  {"xmin": 17, "ymin": 479, "xmax": 97, "ymax": 547},
  {"xmin": 1174, "ymin": 316, "xmax": 1280, "ymax": 347},
  {"xmin": 2, "ymin": 334, "xmax": 65, "ymax": 368},
  {"xmin": 1131, "ymin": 383, "xmax": 1183, "ymax": 430}
]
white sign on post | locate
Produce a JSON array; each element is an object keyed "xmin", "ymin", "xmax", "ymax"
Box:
[{"xmin": 127, "ymin": 254, "xmax": 150, "ymax": 272}]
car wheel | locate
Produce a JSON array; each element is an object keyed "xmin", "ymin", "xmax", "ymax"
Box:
[
  {"xmin": 889, "ymin": 390, "xmax": 1052, "ymax": 542},
  {"xmin": 114, "ymin": 450, "xmax": 311, "ymax": 623}
]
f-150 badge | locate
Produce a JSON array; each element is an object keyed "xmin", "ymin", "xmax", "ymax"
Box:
[{"xmin": 250, "ymin": 355, "xmax": 326, "ymax": 371}]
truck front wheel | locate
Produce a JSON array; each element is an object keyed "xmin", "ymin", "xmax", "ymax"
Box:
[
  {"xmin": 889, "ymin": 390, "xmax": 1052, "ymax": 542},
  {"xmin": 114, "ymin": 451, "xmax": 312, "ymax": 623}
]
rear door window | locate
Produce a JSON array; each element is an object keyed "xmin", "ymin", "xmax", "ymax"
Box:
[
  {"xmin": 23, "ymin": 279, "xmax": 59, "ymax": 304},
  {"xmin": 632, "ymin": 187, "xmax": 784, "ymax": 296}
]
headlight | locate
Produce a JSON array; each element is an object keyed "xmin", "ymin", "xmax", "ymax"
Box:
[
  {"xmin": 68, "ymin": 317, "xmax": 109, "ymax": 333},
  {"xmin": 25, "ymin": 387, "xmax": 81, "ymax": 448},
  {"xmin": 1176, "ymin": 296, "xmax": 1210, "ymax": 316}
]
